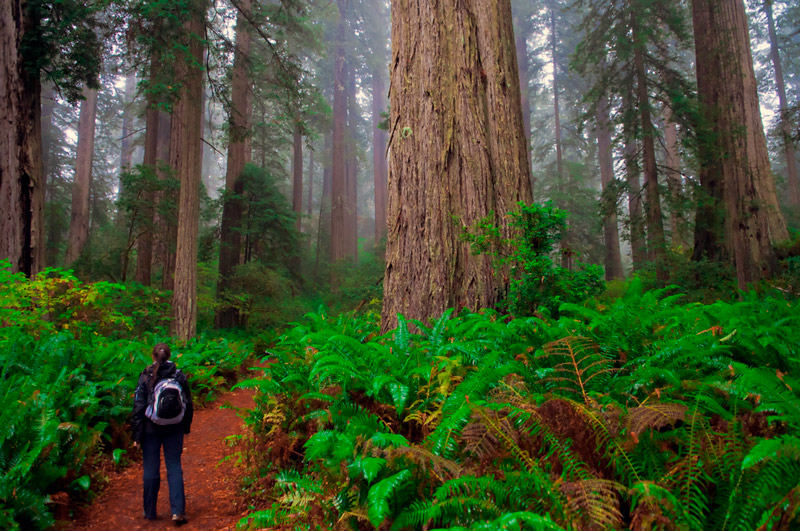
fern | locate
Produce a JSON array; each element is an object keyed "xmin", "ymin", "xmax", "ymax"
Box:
[{"xmin": 367, "ymin": 469, "xmax": 412, "ymax": 527}]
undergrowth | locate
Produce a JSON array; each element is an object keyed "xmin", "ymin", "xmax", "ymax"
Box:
[
  {"xmin": 0, "ymin": 262, "xmax": 253, "ymax": 530},
  {"xmin": 236, "ymin": 279, "xmax": 800, "ymax": 530}
]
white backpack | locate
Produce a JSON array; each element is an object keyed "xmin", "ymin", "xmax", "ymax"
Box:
[{"xmin": 145, "ymin": 377, "xmax": 186, "ymax": 425}]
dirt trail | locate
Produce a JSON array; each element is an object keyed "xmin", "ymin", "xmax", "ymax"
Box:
[{"xmin": 68, "ymin": 387, "xmax": 255, "ymax": 531}]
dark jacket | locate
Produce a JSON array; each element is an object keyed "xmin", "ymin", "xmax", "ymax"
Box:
[{"xmin": 131, "ymin": 360, "xmax": 193, "ymax": 443}]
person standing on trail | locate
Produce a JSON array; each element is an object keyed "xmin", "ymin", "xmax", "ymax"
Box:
[{"xmin": 131, "ymin": 343, "xmax": 193, "ymax": 526}]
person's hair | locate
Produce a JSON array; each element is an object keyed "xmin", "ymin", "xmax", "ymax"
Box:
[{"xmin": 151, "ymin": 343, "xmax": 171, "ymax": 388}]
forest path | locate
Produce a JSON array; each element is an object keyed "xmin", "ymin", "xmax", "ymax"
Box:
[{"xmin": 68, "ymin": 386, "xmax": 255, "ymax": 531}]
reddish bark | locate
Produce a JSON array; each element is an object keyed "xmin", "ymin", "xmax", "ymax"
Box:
[{"xmin": 65, "ymin": 88, "xmax": 99, "ymax": 266}]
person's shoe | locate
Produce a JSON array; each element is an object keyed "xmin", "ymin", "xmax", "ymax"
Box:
[
  {"xmin": 143, "ymin": 512, "xmax": 156, "ymax": 521},
  {"xmin": 172, "ymin": 514, "xmax": 188, "ymax": 526}
]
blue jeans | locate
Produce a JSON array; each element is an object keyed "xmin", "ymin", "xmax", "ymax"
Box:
[{"xmin": 141, "ymin": 430, "xmax": 185, "ymax": 519}]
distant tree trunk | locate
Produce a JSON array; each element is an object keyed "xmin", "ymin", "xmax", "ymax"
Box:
[
  {"xmin": 346, "ymin": 62, "xmax": 359, "ymax": 260},
  {"xmin": 514, "ymin": 11, "xmax": 532, "ymax": 179},
  {"xmin": 307, "ymin": 146, "xmax": 314, "ymax": 238},
  {"xmin": 551, "ymin": 8, "xmax": 570, "ymax": 269},
  {"xmin": 383, "ymin": 0, "xmax": 533, "ymax": 330},
  {"xmin": 632, "ymin": 14, "xmax": 666, "ymax": 282},
  {"xmin": 624, "ymin": 84, "xmax": 647, "ymax": 269},
  {"xmin": 664, "ymin": 107, "xmax": 685, "ymax": 248},
  {"xmin": 216, "ymin": 0, "xmax": 251, "ymax": 329},
  {"xmin": 292, "ymin": 123, "xmax": 303, "ymax": 231},
  {"xmin": 765, "ymin": 0, "xmax": 800, "ymax": 208},
  {"xmin": 41, "ymin": 84, "xmax": 56, "ymax": 267},
  {"xmin": 372, "ymin": 70, "xmax": 388, "ymax": 245},
  {"xmin": 120, "ymin": 73, "xmax": 136, "ymax": 176},
  {"xmin": 692, "ymin": 0, "xmax": 788, "ymax": 289},
  {"xmin": 596, "ymin": 95, "xmax": 624, "ymax": 280},
  {"xmin": 331, "ymin": 3, "xmax": 348, "ymax": 267},
  {"xmin": 315, "ymin": 133, "xmax": 332, "ymax": 280},
  {"xmin": 65, "ymin": 88, "xmax": 98, "ymax": 266},
  {"xmin": 1, "ymin": 0, "xmax": 44, "ymax": 276},
  {"xmin": 156, "ymin": 111, "xmax": 175, "ymax": 290},
  {"xmin": 171, "ymin": 0, "xmax": 206, "ymax": 341}
]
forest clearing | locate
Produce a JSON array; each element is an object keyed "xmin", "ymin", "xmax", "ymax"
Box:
[{"xmin": 1, "ymin": 0, "xmax": 800, "ymax": 529}]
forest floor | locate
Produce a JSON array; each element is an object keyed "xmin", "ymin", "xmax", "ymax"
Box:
[{"xmin": 66, "ymin": 386, "xmax": 256, "ymax": 531}]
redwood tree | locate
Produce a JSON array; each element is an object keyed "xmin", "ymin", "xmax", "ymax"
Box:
[
  {"xmin": 692, "ymin": 0, "xmax": 789, "ymax": 289},
  {"xmin": 383, "ymin": 0, "xmax": 533, "ymax": 330},
  {"xmin": 65, "ymin": 88, "xmax": 99, "ymax": 266},
  {"xmin": 170, "ymin": 0, "xmax": 207, "ymax": 340},
  {"xmin": 215, "ymin": 0, "xmax": 252, "ymax": 329}
]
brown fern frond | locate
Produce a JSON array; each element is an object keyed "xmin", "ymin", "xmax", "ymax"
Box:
[
  {"xmin": 384, "ymin": 445, "xmax": 463, "ymax": 483},
  {"xmin": 561, "ymin": 478, "xmax": 625, "ymax": 529},
  {"xmin": 626, "ymin": 403, "xmax": 688, "ymax": 441},
  {"xmin": 541, "ymin": 336, "xmax": 617, "ymax": 404}
]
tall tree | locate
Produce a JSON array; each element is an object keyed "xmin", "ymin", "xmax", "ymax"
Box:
[
  {"xmin": 170, "ymin": 0, "xmax": 207, "ymax": 340},
  {"xmin": 330, "ymin": 0, "xmax": 349, "ymax": 266},
  {"xmin": 663, "ymin": 106, "xmax": 686, "ymax": 247},
  {"xmin": 631, "ymin": 11, "xmax": 666, "ymax": 280},
  {"xmin": 292, "ymin": 123, "xmax": 303, "ymax": 231},
  {"xmin": 692, "ymin": 0, "xmax": 789, "ymax": 289},
  {"xmin": 371, "ymin": 68, "xmax": 388, "ymax": 245},
  {"xmin": 65, "ymin": 88, "xmax": 99, "ymax": 265},
  {"xmin": 764, "ymin": 0, "xmax": 800, "ymax": 208},
  {"xmin": 1, "ymin": 0, "xmax": 99, "ymax": 276},
  {"xmin": 215, "ymin": 0, "xmax": 252, "ymax": 329},
  {"xmin": 596, "ymin": 94, "xmax": 624, "ymax": 280},
  {"xmin": 383, "ymin": 0, "xmax": 533, "ymax": 329}
]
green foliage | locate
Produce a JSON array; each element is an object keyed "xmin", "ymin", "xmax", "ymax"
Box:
[
  {"xmin": 0, "ymin": 264, "xmax": 252, "ymax": 529},
  {"xmin": 238, "ymin": 284, "xmax": 800, "ymax": 530},
  {"xmin": 461, "ymin": 202, "xmax": 604, "ymax": 317}
]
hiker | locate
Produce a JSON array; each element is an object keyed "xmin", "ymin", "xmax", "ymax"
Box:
[{"xmin": 131, "ymin": 342, "xmax": 193, "ymax": 526}]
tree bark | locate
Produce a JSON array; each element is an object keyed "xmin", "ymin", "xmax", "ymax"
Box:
[
  {"xmin": 624, "ymin": 83, "xmax": 647, "ymax": 269},
  {"xmin": 765, "ymin": 0, "xmax": 800, "ymax": 208},
  {"xmin": 65, "ymin": 88, "xmax": 98, "ymax": 266},
  {"xmin": 551, "ymin": 8, "xmax": 570, "ymax": 269},
  {"xmin": 383, "ymin": 0, "xmax": 533, "ymax": 330},
  {"xmin": 692, "ymin": 0, "xmax": 788, "ymax": 290},
  {"xmin": 120, "ymin": 73, "xmax": 136, "ymax": 175},
  {"xmin": 372, "ymin": 70, "xmax": 388, "ymax": 244},
  {"xmin": 664, "ymin": 106, "xmax": 685, "ymax": 248},
  {"xmin": 632, "ymin": 14, "xmax": 667, "ymax": 282},
  {"xmin": 346, "ymin": 60, "xmax": 359, "ymax": 261},
  {"xmin": 292, "ymin": 123, "xmax": 303, "ymax": 231},
  {"xmin": 331, "ymin": 1, "xmax": 349, "ymax": 268},
  {"xmin": 171, "ymin": 0, "xmax": 206, "ymax": 341},
  {"xmin": 514, "ymin": 12, "xmax": 532, "ymax": 174},
  {"xmin": 1, "ymin": 0, "xmax": 44, "ymax": 276},
  {"xmin": 597, "ymin": 95, "xmax": 624, "ymax": 280},
  {"xmin": 315, "ymin": 133, "xmax": 332, "ymax": 280},
  {"xmin": 216, "ymin": 0, "xmax": 251, "ymax": 329}
]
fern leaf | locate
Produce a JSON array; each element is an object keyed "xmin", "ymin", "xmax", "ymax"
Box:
[{"xmin": 367, "ymin": 469, "xmax": 411, "ymax": 527}]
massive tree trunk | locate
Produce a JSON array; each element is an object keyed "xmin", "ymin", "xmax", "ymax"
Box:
[
  {"xmin": 664, "ymin": 107, "xmax": 685, "ymax": 248},
  {"xmin": 692, "ymin": 0, "xmax": 788, "ymax": 290},
  {"xmin": 632, "ymin": 14, "xmax": 667, "ymax": 282},
  {"xmin": 597, "ymin": 95, "xmax": 624, "ymax": 281},
  {"xmin": 765, "ymin": 0, "xmax": 800, "ymax": 208},
  {"xmin": 372, "ymin": 70, "xmax": 388, "ymax": 244},
  {"xmin": 170, "ymin": 0, "xmax": 206, "ymax": 341},
  {"xmin": 1, "ymin": 0, "xmax": 44, "ymax": 276},
  {"xmin": 307, "ymin": 146, "xmax": 314, "ymax": 239},
  {"xmin": 383, "ymin": 0, "xmax": 533, "ymax": 330},
  {"xmin": 292, "ymin": 124, "xmax": 303, "ymax": 231},
  {"xmin": 120, "ymin": 73, "xmax": 136, "ymax": 175},
  {"xmin": 156, "ymin": 111, "xmax": 175, "ymax": 290},
  {"xmin": 65, "ymin": 88, "xmax": 99, "ymax": 266},
  {"xmin": 216, "ymin": 0, "xmax": 251, "ymax": 329},
  {"xmin": 331, "ymin": 2, "xmax": 348, "ymax": 267}
]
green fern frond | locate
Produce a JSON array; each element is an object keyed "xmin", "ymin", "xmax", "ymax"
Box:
[{"xmin": 367, "ymin": 469, "xmax": 412, "ymax": 527}]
